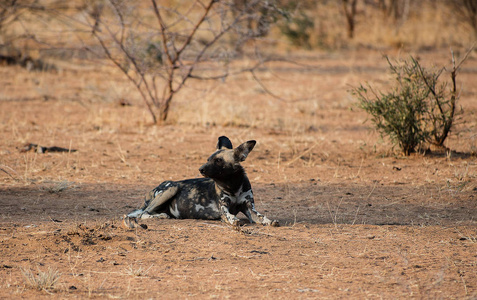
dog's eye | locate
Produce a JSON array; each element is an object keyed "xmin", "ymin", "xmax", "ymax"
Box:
[{"xmin": 215, "ymin": 157, "xmax": 224, "ymax": 164}]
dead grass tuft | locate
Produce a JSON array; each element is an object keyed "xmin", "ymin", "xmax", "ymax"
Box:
[
  {"xmin": 124, "ymin": 264, "xmax": 153, "ymax": 277},
  {"xmin": 41, "ymin": 180, "xmax": 75, "ymax": 194},
  {"xmin": 21, "ymin": 267, "xmax": 61, "ymax": 291}
]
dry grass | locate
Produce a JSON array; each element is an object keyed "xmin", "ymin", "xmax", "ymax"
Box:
[
  {"xmin": 40, "ymin": 180, "xmax": 75, "ymax": 194},
  {"xmin": 124, "ymin": 264, "xmax": 153, "ymax": 277},
  {"xmin": 21, "ymin": 267, "xmax": 61, "ymax": 292}
]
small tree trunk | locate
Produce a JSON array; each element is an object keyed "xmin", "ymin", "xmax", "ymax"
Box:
[
  {"xmin": 160, "ymin": 94, "xmax": 173, "ymax": 122},
  {"xmin": 342, "ymin": 0, "xmax": 358, "ymax": 39}
]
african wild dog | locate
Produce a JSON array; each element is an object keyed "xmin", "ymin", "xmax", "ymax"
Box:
[{"xmin": 123, "ymin": 136, "xmax": 279, "ymax": 228}]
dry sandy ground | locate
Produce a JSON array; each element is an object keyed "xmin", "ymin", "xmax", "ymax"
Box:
[{"xmin": 1, "ymin": 49, "xmax": 476, "ymax": 299}]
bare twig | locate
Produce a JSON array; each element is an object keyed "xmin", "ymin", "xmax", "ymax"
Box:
[
  {"xmin": 286, "ymin": 141, "xmax": 320, "ymax": 166},
  {"xmin": 0, "ymin": 165, "xmax": 18, "ymax": 180},
  {"xmin": 414, "ymin": 45, "xmax": 474, "ymax": 146}
]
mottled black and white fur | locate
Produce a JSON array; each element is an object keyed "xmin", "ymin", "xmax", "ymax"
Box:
[{"xmin": 123, "ymin": 136, "xmax": 278, "ymax": 228}]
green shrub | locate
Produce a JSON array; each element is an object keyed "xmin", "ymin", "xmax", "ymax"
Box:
[{"xmin": 353, "ymin": 53, "xmax": 466, "ymax": 155}]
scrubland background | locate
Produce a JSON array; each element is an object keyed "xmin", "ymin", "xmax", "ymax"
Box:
[{"xmin": 1, "ymin": 0, "xmax": 476, "ymax": 299}]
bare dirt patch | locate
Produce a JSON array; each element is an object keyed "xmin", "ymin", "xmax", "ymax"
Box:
[{"xmin": 1, "ymin": 50, "xmax": 476, "ymax": 298}]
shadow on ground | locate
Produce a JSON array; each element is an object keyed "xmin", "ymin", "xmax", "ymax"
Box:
[{"xmin": 1, "ymin": 182, "xmax": 475, "ymax": 227}]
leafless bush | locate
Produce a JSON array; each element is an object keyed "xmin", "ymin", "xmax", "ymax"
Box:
[
  {"xmin": 0, "ymin": 0, "xmax": 71, "ymax": 69},
  {"xmin": 75, "ymin": 0, "xmax": 282, "ymax": 123},
  {"xmin": 377, "ymin": 0, "xmax": 410, "ymax": 31},
  {"xmin": 447, "ymin": 0, "xmax": 477, "ymax": 39},
  {"xmin": 0, "ymin": 1, "xmax": 40, "ymax": 61}
]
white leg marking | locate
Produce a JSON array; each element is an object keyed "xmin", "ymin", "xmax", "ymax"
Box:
[
  {"xmin": 220, "ymin": 206, "xmax": 239, "ymax": 226},
  {"xmin": 140, "ymin": 212, "xmax": 170, "ymax": 219},
  {"xmin": 207, "ymin": 203, "xmax": 219, "ymax": 213},
  {"xmin": 170, "ymin": 203, "xmax": 180, "ymax": 218}
]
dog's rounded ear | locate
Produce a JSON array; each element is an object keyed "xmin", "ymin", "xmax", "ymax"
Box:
[
  {"xmin": 234, "ymin": 140, "xmax": 256, "ymax": 162},
  {"xmin": 216, "ymin": 136, "xmax": 233, "ymax": 150}
]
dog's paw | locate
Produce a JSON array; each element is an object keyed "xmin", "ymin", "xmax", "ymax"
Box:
[
  {"xmin": 122, "ymin": 216, "xmax": 137, "ymax": 229},
  {"xmin": 228, "ymin": 218, "xmax": 240, "ymax": 227},
  {"xmin": 122, "ymin": 215, "xmax": 148, "ymax": 230},
  {"xmin": 221, "ymin": 213, "xmax": 241, "ymax": 227},
  {"xmin": 270, "ymin": 220, "xmax": 280, "ymax": 227}
]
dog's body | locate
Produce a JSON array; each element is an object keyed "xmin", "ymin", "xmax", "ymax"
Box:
[{"xmin": 123, "ymin": 136, "xmax": 278, "ymax": 228}]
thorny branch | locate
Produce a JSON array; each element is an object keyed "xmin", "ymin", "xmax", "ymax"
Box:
[
  {"xmin": 413, "ymin": 45, "xmax": 474, "ymax": 146},
  {"xmin": 90, "ymin": 26, "xmax": 158, "ymax": 123},
  {"xmin": 66, "ymin": 0, "xmax": 298, "ymax": 123},
  {"xmin": 87, "ymin": 0, "xmax": 287, "ymax": 123}
]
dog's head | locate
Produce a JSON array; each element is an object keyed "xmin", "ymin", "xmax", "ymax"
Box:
[{"xmin": 199, "ymin": 136, "xmax": 256, "ymax": 179}]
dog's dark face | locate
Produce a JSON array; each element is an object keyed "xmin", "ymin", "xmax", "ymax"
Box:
[{"xmin": 199, "ymin": 136, "xmax": 256, "ymax": 179}]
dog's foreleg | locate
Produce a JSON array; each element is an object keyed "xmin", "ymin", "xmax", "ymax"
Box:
[
  {"xmin": 220, "ymin": 206, "xmax": 240, "ymax": 226},
  {"xmin": 243, "ymin": 201, "xmax": 279, "ymax": 226},
  {"xmin": 219, "ymin": 196, "xmax": 240, "ymax": 226}
]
